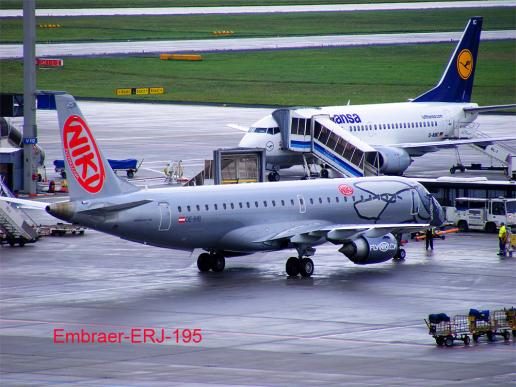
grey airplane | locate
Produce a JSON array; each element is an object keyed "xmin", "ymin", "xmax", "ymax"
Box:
[{"xmin": 5, "ymin": 94, "xmax": 445, "ymax": 277}]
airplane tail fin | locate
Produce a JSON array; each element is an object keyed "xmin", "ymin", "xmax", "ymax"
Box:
[
  {"xmin": 412, "ymin": 17, "xmax": 482, "ymax": 103},
  {"xmin": 55, "ymin": 94, "xmax": 139, "ymax": 201}
]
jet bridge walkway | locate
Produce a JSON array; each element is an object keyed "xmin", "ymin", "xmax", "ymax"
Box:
[{"xmin": 273, "ymin": 108, "xmax": 380, "ymax": 177}]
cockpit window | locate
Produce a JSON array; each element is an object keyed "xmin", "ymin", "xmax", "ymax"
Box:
[{"xmin": 249, "ymin": 127, "xmax": 280, "ymax": 134}]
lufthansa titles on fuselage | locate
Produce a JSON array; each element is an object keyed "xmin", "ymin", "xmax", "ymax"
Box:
[{"xmin": 331, "ymin": 113, "xmax": 362, "ymax": 124}]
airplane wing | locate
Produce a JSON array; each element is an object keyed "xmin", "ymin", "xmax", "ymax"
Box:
[
  {"xmin": 463, "ymin": 104, "xmax": 516, "ymax": 113},
  {"xmin": 253, "ymin": 222, "xmax": 429, "ymax": 244},
  {"xmin": 386, "ymin": 136, "xmax": 516, "ymax": 154},
  {"xmin": 227, "ymin": 123, "xmax": 249, "ymax": 132}
]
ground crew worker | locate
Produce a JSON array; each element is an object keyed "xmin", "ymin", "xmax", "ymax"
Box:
[
  {"xmin": 498, "ymin": 222, "xmax": 507, "ymax": 256},
  {"xmin": 425, "ymin": 228, "xmax": 434, "ymax": 250}
]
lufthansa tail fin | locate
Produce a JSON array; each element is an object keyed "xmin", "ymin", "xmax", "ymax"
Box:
[
  {"xmin": 55, "ymin": 94, "xmax": 139, "ymax": 201},
  {"xmin": 413, "ymin": 17, "xmax": 482, "ymax": 103}
]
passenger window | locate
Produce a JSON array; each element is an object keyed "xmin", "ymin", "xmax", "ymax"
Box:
[
  {"xmin": 272, "ymin": 200, "xmax": 276, "ymax": 207},
  {"xmin": 178, "ymin": 206, "xmax": 182, "ymax": 212},
  {"xmin": 310, "ymin": 198, "xmax": 314, "ymax": 205},
  {"xmin": 223, "ymin": 203, "xmax": 227, "ymax": 210},
  {"xmin": 214, "ymin": 204, "xmax": 218, "ymax": 210},
  {"xmin": 327, "ymin": 197, "xmax": 331, "ymax": 203},
  {"xmin": 230, "ymin": 203, "xmax": 234, "ymax": 209},
  {"xmin": 281, "ymin": 200, "xmax": 285, "ymax": 206},
  {"xmin": 239, "ymin": 202, "xmax": 243, "ymax": 209},
  {"xmin": 196, "ymin": 205, "xmax": 200, "ymax": 211},
  {"xmin": 205, "ymin": 204, "xmax": 209, "ymax": 211},
  {"xmin": 336, "ymin": 196, "xmax": 339, "ymax": 203},
  {"xmin": 291, "ymin": 199, "xmax": 295, "ymax": 205},
  {"xmin": 246, "ymin": 202, "xmax": 250, "ymax": 208},
  {"xmin": 263, "ymin": 201, "xmax": 268, "ymax": 207},
  {"xmin": 187, "ymin": 205, "xmax": 191, "ymax": 212},
  {"xmin": 255, "ymin": 201, "xmax": 259, "ymax": 208},
  {"xmin": 319, "ymin": 197, "xmax": 323, "ymax": 204}
]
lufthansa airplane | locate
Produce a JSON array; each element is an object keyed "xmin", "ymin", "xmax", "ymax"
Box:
[
  {"xmin": 236, "ymin": 17, "xmax": 515, "ymax": 180},
  {"xmin": 3, "ymin": 94, "xmax": 444, "ymax": 277}
]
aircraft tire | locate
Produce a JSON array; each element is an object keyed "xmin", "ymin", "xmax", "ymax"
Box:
[
  {"xmin": 268, "ymin": 172, "xmax": 280, "ymax": 182},
  {"xmin": 197, "ymin": 253, "xmax": 211, "ymax": 272},
  {"xmin": 398, "ymin": 249, "xmax": 406, "ymax": 260},
  {"xmin": 320, "ymin": 169, "xmax": 329, "ymax": 179},
  {"xmin": 210, "ymin": 253, "xmax": 225, "ymax": 272},
  {"xmin": 286, "ymin": 257, "xmax": 299, "ymax": 277},
  {"xmin": 299, "ymin": 258, "xmax": 314, "ymax": 278}
]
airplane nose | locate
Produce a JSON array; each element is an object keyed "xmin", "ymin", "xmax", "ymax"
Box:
[{"xmin": 430, "ymin": 197, "xmax": 445, "ymax": 227}]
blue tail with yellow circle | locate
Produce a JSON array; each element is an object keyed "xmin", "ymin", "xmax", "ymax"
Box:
[{"xmin": 413, "ymin": 17, "xmax": 482, "ymax": 103}]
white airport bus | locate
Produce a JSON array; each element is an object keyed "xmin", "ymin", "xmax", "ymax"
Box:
[{"xmin": 417, "ymin": 178, "xmax": 516, "ymax": 233}]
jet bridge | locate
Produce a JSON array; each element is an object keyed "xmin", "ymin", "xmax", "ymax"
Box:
[{"xmin": 273, "ymin": 108, "xmax": 380, "ymax": 177}]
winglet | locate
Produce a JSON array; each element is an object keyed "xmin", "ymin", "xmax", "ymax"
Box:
[{"xmin": 413, "ymin": 17, "xmax": 482, "ymax": 103}]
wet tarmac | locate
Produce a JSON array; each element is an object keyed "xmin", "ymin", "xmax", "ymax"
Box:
[{"xmin": 1, "ymin": 101, "xmax": 515, "ymax": 386}]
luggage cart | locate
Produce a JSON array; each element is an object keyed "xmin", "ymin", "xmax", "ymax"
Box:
[
  {"xmin": 490, "ymin": 309, "xmax": 512, "ymax": 341},
  {"xmin": 467, "ymin": 309, "xmax": 510, "ymax": 342},
  {"xmin": 54, "ymin": 159, "xmax": 142, "ymax": 179},
  {"xmin": 425, "ymin": 314, "xmax": 470, "ymax": 346},
  {"xmin": 506, "ymin": 307, "xmax": 516, "ymax": 336}
]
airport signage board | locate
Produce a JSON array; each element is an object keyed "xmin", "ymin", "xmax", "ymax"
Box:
[
  {"xmin": 23, "ymin": 137, "xmax": 38, "ymax": 145},
  {"xmin": 36, "ymin": 58, "xmax": 63, "ymax": 67},
  {"xmin": 115, "ymin": 87, "xmax": 165, "ymax": 96}
]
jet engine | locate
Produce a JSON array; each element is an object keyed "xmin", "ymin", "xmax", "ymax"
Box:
[
  {"xmin": 376, "ymin": 146, "xmax": 412, "ymax": 175},
  {"xmin": 339, "ymin": 233, "xmax": 398, "ymax": 264}
]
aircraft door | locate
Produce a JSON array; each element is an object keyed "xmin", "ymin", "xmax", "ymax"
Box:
[
  {"xmin": 158, "ymin": 202, "xmax": 171, "ymax": 231},
  {"xmin": 297, "ymin": 194, "xmax": 306, "ymax": 214}
]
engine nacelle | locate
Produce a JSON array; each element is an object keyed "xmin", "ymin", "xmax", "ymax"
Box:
[
  {"xmin": 376, "ymin": 146, "xmax": 412, "ymax": 175},
  {"xmin": 339, "ymin": 233, "xmax": 398, "ymax": 264}
]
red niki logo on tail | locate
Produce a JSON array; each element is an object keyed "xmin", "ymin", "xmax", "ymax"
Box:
[{"xmin": 63, "ymin": 115, "xmax": 105, "ymax": 194}]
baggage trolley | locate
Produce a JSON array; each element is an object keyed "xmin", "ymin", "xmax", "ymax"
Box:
[
  {"xmin": 504, "ymin": 307, "xmax": 516, "ymax": 337},
  {"xmin": 490, "ymin": 309, "xmax": 512, "ymax": 341},
  {"xmin": 425, "ymin": 314, "xmax": 470, "ymax": 346}
]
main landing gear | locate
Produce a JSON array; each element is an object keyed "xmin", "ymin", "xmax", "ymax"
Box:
[
  {"xmin": 286, "ymin": 246, "xmax": 316, "ymax": 277},
  {"xmin": 197, "ymin": 252, "xmax": 225, "ymax": 273}
]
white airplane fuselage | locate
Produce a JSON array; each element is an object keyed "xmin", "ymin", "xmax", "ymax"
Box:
[{"xmin": 239, "ymin": 102, "xmax": 478, "ymax": 169}]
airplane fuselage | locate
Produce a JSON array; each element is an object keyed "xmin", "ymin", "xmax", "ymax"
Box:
[
  {"xmin": 50, "ymin": 176, "xmax": 440, "ymax": 254},
  {"xmin": 239, "ymin": 102, "xmax": 478, "ymax": 168}
]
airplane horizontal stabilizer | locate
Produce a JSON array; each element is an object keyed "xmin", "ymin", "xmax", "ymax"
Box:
[
  {"xmin": 0, "ymin": 196, "xmax": 52, "ymax": 210},
  {"xmin": 463, "ymin": 104, "xmax": 516, "ymax": 113},
  {"xmin": 77, "ymin": 199, "xmax": 153, "ymax": 216}
]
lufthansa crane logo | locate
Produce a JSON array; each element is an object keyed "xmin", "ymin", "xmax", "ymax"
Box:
[{"xmin": 457, "ymin": 49, "xmax": 473, "ymax": 80}]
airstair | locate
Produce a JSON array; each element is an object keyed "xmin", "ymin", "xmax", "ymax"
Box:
[
  {"xmin": 273, "ymin": 108, "xmax": 380, "ymax": 177},
  {"xmin": 0, "ymin": 178, "xmax": 39, "ymax": 246},
  {"xmin": 453, "ymin": 122, "xmax": 516, "ymax": 176}
]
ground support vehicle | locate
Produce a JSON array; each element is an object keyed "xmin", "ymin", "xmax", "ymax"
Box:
[
  {"xmin": 425, "ymin": 314, "xmax": 470, "ymax": 347},
  {"xmin": 38, "ymin": 223, "xmax": 86, "ymax": 237},
  {"xmin": 54, "ymin": 159, "xmax": 141, "ymax": 179}
]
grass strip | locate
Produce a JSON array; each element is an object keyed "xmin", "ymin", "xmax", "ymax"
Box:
[{"xmin": 1, "ymin": 41, "xmax": 514, "ymax": 107}]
